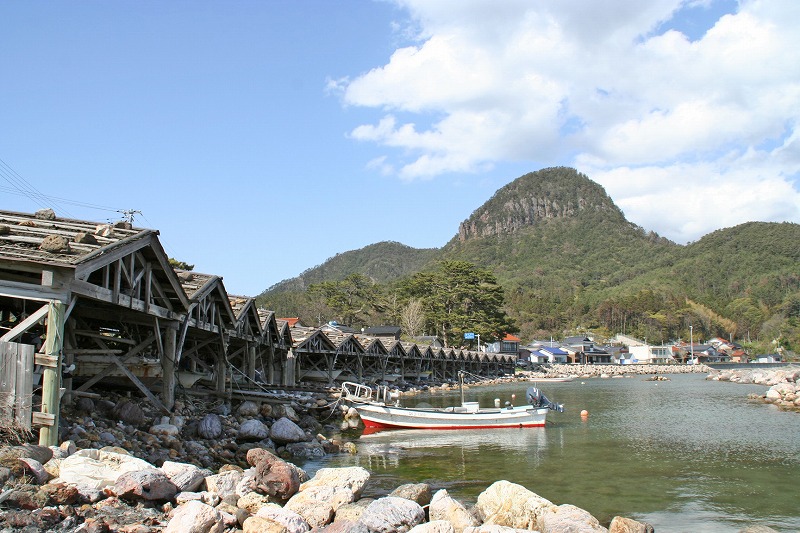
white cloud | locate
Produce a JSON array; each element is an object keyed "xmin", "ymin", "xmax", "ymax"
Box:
[{"xmin": 337, "ymin": 0, "xmax": 800, "ymax": 241}]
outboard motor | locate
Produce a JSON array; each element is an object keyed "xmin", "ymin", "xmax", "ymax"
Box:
[{"xmin": 526, "ymin": 387, "xmax": 565, "ymax": 412}]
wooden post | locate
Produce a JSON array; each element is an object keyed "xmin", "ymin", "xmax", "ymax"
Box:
[
  {"xmin": 247, "ymin": 344, "xmax": 256, "ymax": 382},
  {"xmin": 39, "ymin": 301, "xmax": 65, "ymax": 447},
  {"xmin": 284, "ymin": 349, "xmax": 295, "ymax": 386},
  {"xmin": 162, "ymin": 324, "xmax": 177, "ymax": 411}
]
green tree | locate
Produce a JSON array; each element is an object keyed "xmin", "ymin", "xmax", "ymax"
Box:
[
  {"xmin": 402, "ymin": 260, "xmax": 516, "ymax": 347},
  {"xmin": 307, "ymin": 273, "xmax": 377, "ymax": 326}
]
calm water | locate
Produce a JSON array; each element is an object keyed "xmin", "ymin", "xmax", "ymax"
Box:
[{"xmin": 303, "ymin": 374, "xmax": 800, "ymax": 532}]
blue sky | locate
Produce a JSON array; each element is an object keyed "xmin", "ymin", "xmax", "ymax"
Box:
[{"xmin": 2, "ymin": 1, "xmax": 798, "ymax": 297}]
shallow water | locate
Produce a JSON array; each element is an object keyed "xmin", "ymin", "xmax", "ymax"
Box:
[{"xmin": 302, "ymin": 374, "xmax": 800, "ymax": 532}]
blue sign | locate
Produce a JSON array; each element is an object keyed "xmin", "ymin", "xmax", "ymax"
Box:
[{"xmin": 464, "ymin": 332, "xmax": 475, "ymax": 340}]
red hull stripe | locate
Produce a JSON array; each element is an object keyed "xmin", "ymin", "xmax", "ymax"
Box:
[{"xmin": 361, "ymin": 419, "xmax": 545, "ymax": 430}]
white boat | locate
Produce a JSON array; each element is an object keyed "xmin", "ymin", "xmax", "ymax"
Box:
[
  {"xmin": 340, "ymin": 376, "xmax": 563, "ymax": 430},
  {"xmin": 527, "ymin": 376, "xmax": 575, "ymax": 383}
]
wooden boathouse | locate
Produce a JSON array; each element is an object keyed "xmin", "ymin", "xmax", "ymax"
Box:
[{"xmin": 0, "ymin": 209, "xmax": 516, "ymax": 446}]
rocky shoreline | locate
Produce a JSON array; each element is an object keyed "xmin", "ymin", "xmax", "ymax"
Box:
[
  {"xmin": 706, "ymin": 365, "xmax": 800, "ymax": 411},
  {"xmin": 2, "ymin": 364, "xmax": 795, "ymax": 532}
]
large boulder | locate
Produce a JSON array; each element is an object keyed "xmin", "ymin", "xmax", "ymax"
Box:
[
  {"xmin": 164, "ymin": 500, "xmax": 224, "ymax": 533},
  {"xmin": 473, "ymin": 480, "xmax": 556, "ymax": 530},
  {"xmin": 540, "ymin": 504, "xmax": 607, "ymax": 533},
  {"xmin": 198, "ymin": 413, "xmax": 223, "ymax": 439},
  {"xmin": 358, "ymin": 496, "xmax": 426, "ymax": 533},
  {"xmin": 56, "ymin": 449, "xmax": 154, "ymax": 490},
  {"xmin": 410, "ymin": 522, "xmax": 457, "ymax": 533},
  {"xmin": 285, "ymin": 485, "xmax": 356, "ymax": 528},
  {"xmin": 238, "ymin": 419, "xmax": 270, "ymax": 441},
  {"xmin": 391, "ymin": 483, "xmax": 433, "ymax": 506},
  {"xmin": 246, "ymin": 448, "xmax": 301, "ymax": 502},
  {"xmin": 428, "ymin": 489, "xmax": 479, "ymax": 531},
  {"xmin": 270, "ymin": 417, "xmax": 307, "ymax": 444},
  {"xmin": 238, "ymin": 401, "xmax": 261, "ymax": 417},
  {"xmin": 254, "ymin": 503, "xmax": 310, "ymax": 533},
  {"xmin": 161, "ymin": 461, "xmax": 207, "ymax": 492},
  {"xmin": 609, "ymin": 516, "xmax": 654, "ymax": 533},
  {"xmin": 113, "ymin": 468, "xmax": 177, "ymax": 501},
  {"xmin": 204, "ymin": 470, "xmax": 244, "ymax": 500},
  {"xmin": 299, "ymin": 466, "xmax": 370, "ymax": 499}
]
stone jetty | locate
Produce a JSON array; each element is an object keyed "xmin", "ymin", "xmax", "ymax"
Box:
[{"xmin": 707, "ymin": 365, "xmax": 800, "ymax": 411}]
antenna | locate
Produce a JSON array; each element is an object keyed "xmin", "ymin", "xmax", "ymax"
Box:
[{"xmin": 118, "ymin": 209, "xmax": 142, "ymax": 225}]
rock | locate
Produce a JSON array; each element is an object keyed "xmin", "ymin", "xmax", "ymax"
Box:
[
  {"xmin": 318, "ymin": 519, "xmax": 371, "ymax": 533},
  {"xmin": 270, "ymin": 417, "xmax": 307, "ymax": 444},
  {"xmin": 161, "ymin": 461, "xmax": 207, "ymax": 492},
  {"xmin": 299, "ymin": 466, "xmax": 370, "ymax": 499},
  {"xmin": 540, "ymin": 504, "xmax": 607, "ymax": 533},
  {"xmin": 205, "ymin": 469, "xmax": 244, "ymax": 500},
  {"xmin": 260, "ymin": 403, "xmax": 274, "ymax": 417},
  {"xmin": 198, "ymin": 413, "xmax": 223, "ymax": 439},
  {"xmin": 0, "ymin": 444, "xmax": 54, "ymax": 466},
  {"xmin": 113, "ymin": 468, "xmax": 177, "ymax": 501},
  {"xmin": 150, "ymin": 423, "xmax": 180, "ymax": 438},
  {"xmin": 246, "ymin": 448, "xmax": 301, "ymax": 502},
  {"xmin": 40, "ymin": 483, "xmax": 80, "ymax": 505},
  {"xmin": 285, "ymin": 441, "xmax": 325, "ymax": 459},
  {"xmin": 243, "ymin": 516, "xmax": 291, "ymax": 533},
  {"xmin": 285, "ymin": 485, "xmax": 356, "ymax": 528},
  {"xmin": 238, "ymin": 401, "xmax": 261, "ymax": 417},
  {"xmin": 239, "ymin": 419, "xmax": 271, "ymax": 441},
  {"xmin": 3, "ymin": 484, "xmax": 48, "ymax": 509},
  {"xmin": 463, "ymin": 527, "xmax": 531, "ymax": 532},
  {"xmin": 391, "ymin": 483, "xmax": 433, "ymax": 506},
  {"xmin": 238, "ymin": 491, "xmax": 272, "ymax": 514},
  {"xmin": 609, "ymin": 516, "xmax": 654, "ymax": 533},
  {"xmin": 410, "ymin": 521, "xmax": 457, "ymax": 533},
  {"xmin": 358, "ymin": 496, "xmax": 426, "ymax": 533},
  {"xmin": 56, "ymin": 448, "xmax": 155, "ymax": 490},
  {"xmin": 332, "ymin": 499, "xmax": 372, "ymax": 523},
  {"xmin": 429, "ymin": 489, "xmax": 479, "ymax": 531},
  {"xmin": 164, "ymin": 500, "xmax": 224, "ymax": 533},
  {"xmin": 473, "ymin": 480, "xmax": 555, "ymax": 530},
  {"xmin": 0, "ymin": 224, "xmax": 9, "ymax": 235},
  {"xmin": 35, "ymin": 208, "xmax": 57, "ymax": 220},
  {"xmin": 113, "ymin": 400, "xmax": 146, "ymax": 427},
  {"xmin": 18, "ymin": 457, "xmax": 51, "ymax": 484},
  {"xmin": 254, "ymin": 503, "xmax": 311, "ymax": 532},
  {"xmin": 74, "ymin": 232, "xmax": 98, "ymax": 245},
  {"xmin": 39, "ymin": 234, "xmax": 71, "ymax": 253},
  {"xmin": 0, "ymin": 465, "xmax": 11, "ymax": 485}
]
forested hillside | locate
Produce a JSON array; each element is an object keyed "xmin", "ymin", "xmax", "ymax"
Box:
[{"xmin": 256, "ymin": 168, "xmax": 800, "ymax": 356}]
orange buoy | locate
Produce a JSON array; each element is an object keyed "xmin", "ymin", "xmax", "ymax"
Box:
[{"xmin": 580, "ymin": 409, "xmax": 589, "ymax": 417}]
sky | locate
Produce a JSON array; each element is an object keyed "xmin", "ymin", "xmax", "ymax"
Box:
[{"xmin": 1, "ymin": 0, "xmax": 798, "ymax": 297}]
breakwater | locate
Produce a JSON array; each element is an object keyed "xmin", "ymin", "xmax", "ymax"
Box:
[{"xmin": 707, "ymin": 365, "xmax": 800, "ymax": 411}]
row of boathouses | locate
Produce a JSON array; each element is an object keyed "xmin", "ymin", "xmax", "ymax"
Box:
[{"xmin": 0, "ymin": 209, "xmax": 515, "ymax": 445}]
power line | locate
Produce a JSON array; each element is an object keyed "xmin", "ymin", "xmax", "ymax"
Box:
[{"xmin": 0, "ymin": 158, "xmax": 63, "ymax": 214}]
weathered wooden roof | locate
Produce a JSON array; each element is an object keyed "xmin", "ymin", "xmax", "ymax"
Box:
[{"xmin": 0, "ymin": 209, "xmax": 142, "ymax": 267}]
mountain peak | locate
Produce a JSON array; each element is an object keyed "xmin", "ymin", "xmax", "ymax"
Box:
[{"xmin": 457, "ymin": 167, "xmax": 624, "ymax": 242}]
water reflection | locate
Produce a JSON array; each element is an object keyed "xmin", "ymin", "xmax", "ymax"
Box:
[{"xmin": 304, "ymin": 374, "xmax": 800, "ymax": 531}]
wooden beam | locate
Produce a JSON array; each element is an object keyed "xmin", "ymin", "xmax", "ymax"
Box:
[
  {"xmin": 75, "ymin": 333, "xmax": 156, "ymax": 392},
  {"xmin": 0, "ymin": 304, "xmax": 49, "ymax": 342},
  {"xmin": 109, "ymin": 356, "xmax": 170, "ymax": 415}
]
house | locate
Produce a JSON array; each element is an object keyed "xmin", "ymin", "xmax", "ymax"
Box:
[
  {"xmin": 486, "ymin": 333, "xmax": 521, "ymax": 355},
  {"xmin": 539, "ymin": 346, "xmax": 569, "ymax": 363},
  {"xmin": 753, "ymin": 353, "xmax": 782, "ymax": 363},
  {"xmin": 627, "ymin": 344, "xmax": 674, "ymax": 364},
  {"xmin": 561, "ymin": 336, "xmax": 611, "ymax": 364},
  {"xmin": 364, "ymin": 326, "xmax": 402, "ymax": 340},
  {"xmin": 279, "ymin": 317, "xmax": 306, "ymax": 328},
  {"xmin": 320, "ymin": 321, "xmax": 358, "ymax": 334}
]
